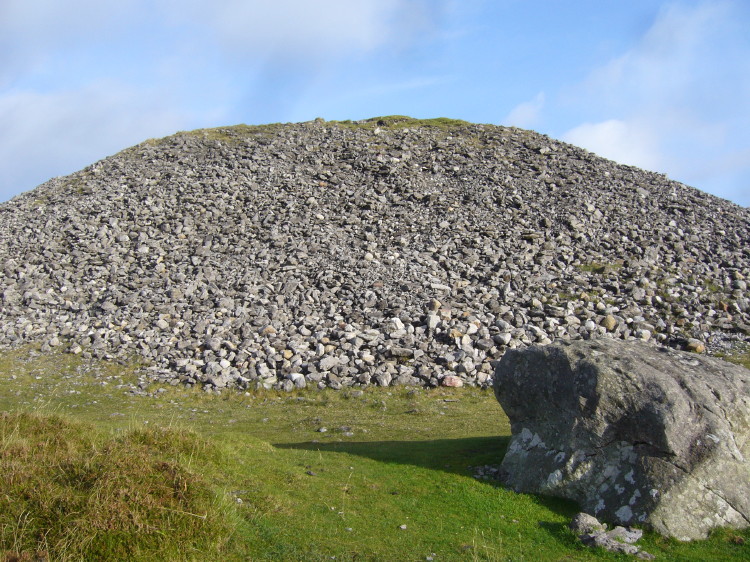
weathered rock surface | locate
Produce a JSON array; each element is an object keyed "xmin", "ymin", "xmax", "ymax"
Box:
[
  {"xmin": 570, "ymin": 513, "xmax": 654, "ymax": 559},
  {"xmin": 0, "ymin": 116, "xmax": 749, "ymax": 391},
  {"xmin": 494, "ymin": 338, "xmax": 750, "ymax": 540}
]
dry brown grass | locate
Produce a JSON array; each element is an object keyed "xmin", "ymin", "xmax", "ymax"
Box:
[{"xmin": 0, "ymin": 413, "xmax": 237, "ymax": 561}]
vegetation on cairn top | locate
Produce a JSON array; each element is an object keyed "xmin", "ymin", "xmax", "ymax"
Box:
[
  {"xmin": 161, "ymin": 115, "xmax": 476, "ymax": 145},
  {"xmin": 330, "ymin": 115, "xmax": 475, "ymax": 130}
]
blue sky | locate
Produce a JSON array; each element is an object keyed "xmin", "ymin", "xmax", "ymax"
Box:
[{"xmin": 1, "ymin": 0, "xmax": 749, "ymax": 206}]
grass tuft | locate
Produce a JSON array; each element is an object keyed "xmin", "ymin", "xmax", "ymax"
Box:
[
  {"xmin": 1, "ymin": 348, "xmax": 749, "ymax": 560},
  {"xmin": 0, "ymin": 412, "xmax": 239, "ymax": 561},
  {"xmin": 332, "ymin": 115, "xmax": 474, "ymax": 131}
]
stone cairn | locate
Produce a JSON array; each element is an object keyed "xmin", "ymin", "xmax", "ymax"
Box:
[{"xmin": 0, "ymin": 117, "xmax": 748, "ymax": 392}]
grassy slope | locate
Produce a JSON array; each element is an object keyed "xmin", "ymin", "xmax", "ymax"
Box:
[{"xmin": 1, "ymin": 346, "xmax": 748, "ymax": 561}]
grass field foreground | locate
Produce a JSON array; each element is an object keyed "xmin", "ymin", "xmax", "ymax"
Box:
[{"xmin": 1, "ymin": 345, "xmax": 749, "ymax": 560}]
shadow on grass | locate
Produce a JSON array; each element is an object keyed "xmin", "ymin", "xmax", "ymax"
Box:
[
  {"xmin": 275, "ymin": 435, "xmax": 510, "ymax": 477},
  {"xmin": 276, "ymin": 436, "xmax": 581, "ymax": 547}
]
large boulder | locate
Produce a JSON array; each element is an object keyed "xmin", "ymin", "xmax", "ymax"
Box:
[{"xmin": 493, "ymin": 338, "xmax": 750, "ymax": 540}]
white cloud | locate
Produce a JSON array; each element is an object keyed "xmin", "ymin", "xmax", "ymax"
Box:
[
  {"xmin": 0, "ymin": 0, "xmax": 132, "ymax": 41},
  {"xmin": 346, "ymin": 75, "xmax": 452, "ymax": 99},
  {"xmin": 0, "ymin": 82, "xmax": 187, "ymax": 202},
  {"xmin": 560, "ymin": 1, "xmax": 750, "ymax": 202},
  {"xmin": 166, "ymin": 0, "xmax": 433, "ymax": 61},
  {"xmin": 503, "ymin": 92, "xmax": 545, "ymax": 129},
  {"xmin": 0, "ymin": 1, "xmax": 448, "ymax": 201},
  {"xmin": 578, "ymin": 2, "xmax": 735, "ymax": 111},
  {"xmin": 562, "ymin": 119, "xmax": 663, "ymax": 171},
  {"xmin": 1, "ymin": 1, "xmax": 438, "ymax": 86}
]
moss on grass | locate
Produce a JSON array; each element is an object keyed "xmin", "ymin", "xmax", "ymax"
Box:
[
  {"xmin": 136, "ymin": 116, "xmax": 480, "ymax": 152},
  {"xmin": 181, "ymin": 123, "xmax": 287, "ymax": 144}
]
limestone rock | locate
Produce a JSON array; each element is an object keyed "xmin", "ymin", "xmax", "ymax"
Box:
[
  {"xmin": 442, "ymin": 375, "xmax": 464, "ymax": 388},
  {"xmin": 494, "ymin": 338, "xmax": 750, "ymax": 540},
  {"xmin": 570, "ymin": 513, "xmax": 653, "ymax": 559},
  {"xmin": 602, "ymin": 315, "xmax": 618, "ymax": 332},
  {"xmin": 569, "ymin": 512, "xmax": 606, "ymax": 535},
  {"xmin": 0, "ymin": 117, "xmax": 748, "ymax": 391}
]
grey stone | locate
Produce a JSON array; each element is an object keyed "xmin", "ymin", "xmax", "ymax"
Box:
[
  {"xmin": 319, "ymin": 356, "xmax": 340, "ymax": 371},
  {"xmin": 580, "ymin": 532, "xmax": 644, "ymax": 557},
  {"xmin": 205, "ymin": 337, "xmax": 222, "ymax": 352},
  {"xmin": 375, "ymin": 372, "xmax": 392, "ymax": 387},
  {"xmin": 569, "ymin": 512, "xmax": 606, "ymax": 535},
  {"xmin": 571, "ymin": 513, "xmax": 653, "ymax": 559},
  {"xmin": 0, "ymin": 117, "xmax": 748, "ymax": 392},
  {"xmin": 494, "ymin": 338, "xmax": 750, "ymax": 540},
  {"xmin": 607, "ymin": 526, "xmax": 643, "ymax": 544},
  {"xmin": 426, "ymin": 314, "xmax": 440, "ymax": 331},
  {"xmin": 493, "ymin": 333, "xmax": 512, "ymax": 346},
  {"xmin": 289, "ymin": 372, "xmax": 307, "ymax": 389},
  {"xmin": 390, "ymin": 346, "xmax": 415, "ymax": 358}
]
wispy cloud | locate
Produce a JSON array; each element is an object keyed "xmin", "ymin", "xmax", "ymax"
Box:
[
  {"xmin": 0, "ymin": 82, "xmax": 186, "ymax": 200},
  {"xmin": 346, "ymin": 75, "xmax": 453, "ymax": 100},
  {"xmin": 562, "ymin": 119, "xmax": 662, "ymax": 171},
  {"xmin": 503, "ymin": 92, "xmax": 545, "ymax": 129},
  {"xmin": 560, "ymin": 1, "xmax": 750, "ymax": 204},
  {"xmin": 0, "ymin": 1, "xmax": 448, "ymax": 201},
  {"xmin": 166, "ymin": 0, "xmax": 439, "ymax": 62},
  {"xmin": 0, "ymin": 0, "xmax": 143, "ymax": 87}
]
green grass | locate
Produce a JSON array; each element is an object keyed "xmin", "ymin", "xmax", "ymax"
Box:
[
  {"xmin": 185, "ymin": 123, "xmax": 287, "ymax": 143},
  {"xmin": 1, "ymin": 345, "xmax": 748, "ymax": 560},
  {"xmin": 575, "ymin": 262, "xmax": 623, "ymax": 275},
  {"xmin": 0, "ymin": 413, "xmax": 239, "ymax": 560},
  {"xmin": 136, "ymin": 116, "xmax": 479, "ymax": 151},
  {"xmin": 717, "ymin": 342, "xmax": 750, "ymax": 370},
  {"xmin": 172, "ymin": 116, "xmax": 475, "ymax": 145},
  {"xmin": 140, "ymin": 123, "xmax": 288, "ymax": 146},
  {"xmin": 331, "ymin": 115, "xmax": 474, "ymax": 131}
]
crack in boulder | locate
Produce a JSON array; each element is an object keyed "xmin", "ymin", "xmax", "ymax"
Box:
[{"xmin": 495, "ymin": 338, "xmax": 750, "ymax": 540}]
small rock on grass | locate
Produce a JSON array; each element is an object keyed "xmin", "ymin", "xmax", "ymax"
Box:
[
  {"xmin": 442, "ymin": 375, "xmax": 464, "ymax": 387},
  {"xmin": 570, "ymin": 513, "xmax": 654, "ymax": 559},
  {"xmin": 569, "ymin": 512, "xmax": 606, "ymax": 535}
]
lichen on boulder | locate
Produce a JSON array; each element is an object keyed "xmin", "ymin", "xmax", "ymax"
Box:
[{"xmin": 494, "ymin": 338, "xmax": 750, "ymax": 540}]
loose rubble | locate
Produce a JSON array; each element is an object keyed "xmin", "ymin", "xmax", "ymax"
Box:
[
  {"xmin": 570, "ymin": 513, "xmax": 655, "ymax": 559},
  {"xmin": 470, "ymin": 465, "xmax": 503, "ymax": 482},
  {"xmin": 0, "ymin": 116, "xmax": 748, "ymax": 390}
]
